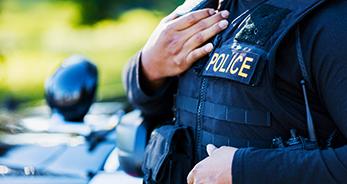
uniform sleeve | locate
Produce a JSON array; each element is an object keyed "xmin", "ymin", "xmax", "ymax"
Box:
[
  {"xmin": 122, "ymin": 51, "xmax": 177, "ymax": 118},
  {"xmin": 232, "ymin": 2, "xmax": 347, "ymax": 184},
  {"xmin": 232, "ymin": 146, "xmax": 347, "ymax": 184}
]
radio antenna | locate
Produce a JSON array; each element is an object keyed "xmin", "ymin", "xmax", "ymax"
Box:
[
  {"xmin": 296, "ymin": 26, "xmax": 317, "ymax": 142},
  {"xmin": 300, "ymin": 80, "xmax": 317, "ymax": 142}
]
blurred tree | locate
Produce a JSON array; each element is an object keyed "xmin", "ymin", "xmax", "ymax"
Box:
[{"xmin": 74, "ymin": 0, "xmax": 184, "ymax": 25}]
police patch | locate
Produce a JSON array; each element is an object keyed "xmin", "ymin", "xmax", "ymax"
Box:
[{"xmin": 202, "ymin": 42, "xmax": 263, "ymax": 85}]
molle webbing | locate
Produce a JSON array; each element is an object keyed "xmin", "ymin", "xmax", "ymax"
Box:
[
  {"xmin": 201, "ymin": 130, "xmax": 273, "ymax": 148},
  {"xmin": 176, "ymin": 95, "xmax": 271, "ymax": 126}
]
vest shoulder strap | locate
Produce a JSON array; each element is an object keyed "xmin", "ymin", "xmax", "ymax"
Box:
[
  {"xmin": 235, "ymin": 0, "xmax": 328, "ymax": 79},
  {"xmin": 266, "ymin": 0, "xmax": 327, "ymax": 59}
]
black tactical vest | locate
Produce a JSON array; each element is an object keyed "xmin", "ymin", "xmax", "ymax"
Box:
[{"xmin": 175, "ymin": 0, "xmax": 328, "ymax": 162}]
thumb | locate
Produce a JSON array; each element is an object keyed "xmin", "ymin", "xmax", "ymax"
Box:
[{"xmin": 206, "ymin": 144, "xmax": 217, "ymax": 156}]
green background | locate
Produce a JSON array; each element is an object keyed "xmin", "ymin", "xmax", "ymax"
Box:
[{"xmin": 0, "ymin": 0, "xmax": 183, "ymax": 107}]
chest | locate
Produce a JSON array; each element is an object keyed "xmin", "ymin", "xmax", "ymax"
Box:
[{"xmin": 175, "ymin": 0, "xmax": 334, "ymax": 147}]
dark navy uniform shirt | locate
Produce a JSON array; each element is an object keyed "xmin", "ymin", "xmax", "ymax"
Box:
[{"xmin": 123, "ymin": 0, "xmax": 347, "ymax": 183}]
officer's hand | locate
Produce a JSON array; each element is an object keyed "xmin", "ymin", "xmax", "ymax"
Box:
[
  {"xmin": 141, "ymin": 8, "xmax": 229, "ymax": 89},
  {"xmin": 187, "ymin": 144, "xmax": 238, "ymax": 184}
]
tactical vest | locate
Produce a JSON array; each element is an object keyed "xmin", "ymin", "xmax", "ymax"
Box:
[{"xmin": 174, "ymin": 0, "xmax": 329, "ymax": 162}]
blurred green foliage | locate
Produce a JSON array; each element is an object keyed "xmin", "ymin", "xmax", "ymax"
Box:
[
  {"xmin": 74, "ymin": 0, "xmax": 184, "ymax": 25},
  {"xmin": 0, "ymin": 0, "xmax": 182, "ymax": 105}
]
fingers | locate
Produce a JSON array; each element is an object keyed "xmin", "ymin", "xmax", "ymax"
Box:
[
  {"xmin": 206, "ymin": 144, "xmax": 218, "ymax": 156},
  {"xmin": 184, "ymin": 19, "xmax": 229, "ymax": 51},
  {"xmin": 170, "ymin": 8, "xmax": 215, "ymax": 30},
  {"xmin": 180, "ymin": 10, "xmax": 229, "ymax": 42},
  {"xmin": 186, "ymin": 43, "xmax": 214, "ymax": 65}
]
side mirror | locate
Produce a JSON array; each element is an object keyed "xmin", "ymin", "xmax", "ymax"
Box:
[{"xmin": 115, "ymin": 110, "xmax": 147, "ymax": 177}]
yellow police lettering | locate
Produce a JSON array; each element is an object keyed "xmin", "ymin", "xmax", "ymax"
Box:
[
  {"xmin": 226, "ymin": 53, "xmax": 238, "ymax": 73},
  {"xmin": 213, "ymin": 54, "xmax": 226, "ymax": 72},
  {"xmin": 218, "ymin": 54, "xmax": 229, "ymax": 72},
  {"xmin": 205, "ymin": 53, "xmax": 219, "ymax": 71},
  {"xmin": 230, "ymin": 55, "xmax": 243, "ymax": 75},
  {"xmin": 238, "ymin": 56, "xmax": 253, "ymax": 78}
]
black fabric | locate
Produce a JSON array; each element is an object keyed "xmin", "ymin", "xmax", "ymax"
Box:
[
  {"xmin": 123, "ymin": 0, "xmax": 347, "ymax": 183},
  {"xmin": 122, "ymin": 52, "xmax": 177, "ymax": 118},
  {"xmin": 233, "ymin": 0, "xmax": 347, "ymax": 183},
  {"xmin": 295, "ymin": 27, "xmax": 311, "ymax": 86},
  {"xmin": 176, "ymin": 95, "xmax": 271, "ymax": 126},
  {"xmin": 142, "ymin": 125, "xmax": 193, "ymax": 184},
  {"xmin": 177, "ymin": 0, "xmax": 327, "ymax": 163},
  {"xmin": 235, "ymin": 4, "xmax": 290, "ymax": 46}
]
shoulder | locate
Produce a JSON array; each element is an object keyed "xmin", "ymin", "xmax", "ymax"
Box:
[
  {"xmin": 295, "ymin": 0, "xmax": 347, "ymax": 93},
  {"xmin": 302, "ymin": 0, "xmax": 347, "ymax": 46},
  {"xmin": 306, "ymin": 0, "xmax": 347, "ymax": 24},
  {"xmin": 299, "ymin": 0, "xmax": 347, "ymax": 66}
]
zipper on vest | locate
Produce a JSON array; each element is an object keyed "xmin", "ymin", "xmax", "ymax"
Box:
[
  {"xmin": 193, "ymin": 19, "xmax": 225, "ymax": 161},
  {"xmin": 195, "ymin": 77, "xmax": 207, "ymax": 162}
]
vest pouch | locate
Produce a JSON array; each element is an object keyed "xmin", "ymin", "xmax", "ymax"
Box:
[{"xmin": 142, "ymin": 125, "xmax": 194, "ymax": 184}]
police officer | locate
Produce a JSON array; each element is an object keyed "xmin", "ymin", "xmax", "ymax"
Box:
[{"xmin": 123, "ymin": 0, "xmax": 347, "ymax": 183}]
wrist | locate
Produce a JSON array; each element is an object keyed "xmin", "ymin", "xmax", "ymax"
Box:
[
  {"xmin": 141, "ymin": 50, "xmax": 163, "ymax": 80},
  {"xmin": 140, "ymin": 52, "xmax": 166, "ymax": 91}
]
